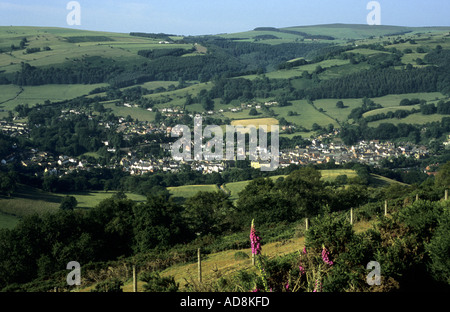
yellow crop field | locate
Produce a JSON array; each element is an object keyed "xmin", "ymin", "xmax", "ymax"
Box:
[{"xmin": 231, "ymin": 118, "xmax": 279, "ymax": 132}]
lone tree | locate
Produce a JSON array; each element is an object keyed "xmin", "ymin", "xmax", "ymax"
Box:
[
  {"xmin": 60, "ymin": 196, "xmax": 78, "ymax": 211},
  {"xmin": 435, "ymin": 161, "xmax": 450, "ymax": 189},
  {"xmin": 249, "ymin": 108, "xmax": 258, "ymax": 116},
  {"xmin": 0, "ymin": 172, "xmax": 16, "ymax": 197},
  {"xmin": 336, "ymin": 101, "xmax": 344, "ymax": 109}
]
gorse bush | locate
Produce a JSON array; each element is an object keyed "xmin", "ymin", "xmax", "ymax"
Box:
[
  {"xmin": 91, "ymin": 278, "xmax": 124, "ymax": 292},
  {"xmin": 218, "ymin": 198, "xmax": 450, "ymax": 293},
  {"xmin": 140, "ymin": 271, "xmax": 179, "ymax": 292},
  {"xmin": 426, "ymin": 204, "xmax": 450, "ymax": 284}
]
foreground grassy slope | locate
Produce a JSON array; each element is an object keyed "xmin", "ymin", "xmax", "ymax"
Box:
[{"xmin": 77, "ymin": 218, "xmax": 373, "ymax": 292}]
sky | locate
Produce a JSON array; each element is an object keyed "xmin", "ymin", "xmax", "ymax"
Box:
[{"xmin": 0, "ymin": 0, "xmax": 449, "ymax": 35}]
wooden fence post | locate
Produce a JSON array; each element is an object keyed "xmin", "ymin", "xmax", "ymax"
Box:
[
  {"xmin": 416, "ymin": 194, "xmax": 419, "ymax": 201},
  {"xmin": 133, "ymin": 265, "xmax": 137, "ymax": 293},
  {"xmin": 198, "ymin": 248, "xmax": 202, "ymax": 283},
  {"xmin": 445, "ymin": 189, "xmax": 448, "ymax": 201},
  {"xmin": 350, "ymin": 208, "xmax": 353, "ymax": 225},
  {"xmin": 305, "ymin": 218, "xmax": 309, "ymax": 231},
  {"xmin": 384, "ymin": 200, "xmax": 388, "ymax": 216}
]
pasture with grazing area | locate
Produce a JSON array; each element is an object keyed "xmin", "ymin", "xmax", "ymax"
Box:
[
  {"xmin": 271, "ymin": 100, "xmax": 340, "ymax": 129},
  {"xmin": 0, "ymin": 212, "xmax": 20, "ymax": 230},
  {"xmin": 168, "ymin": 184, "xmax": 220, "ymax": 203},
  {"xmin": 0, "ymin": 184, "xmax": 147, "ymax": 222},
  {"xmin": 230, "ymin": 117, "xmax": 279, "ymax": 129}
]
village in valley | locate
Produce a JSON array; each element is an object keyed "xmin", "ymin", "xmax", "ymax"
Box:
[{"xmin": 0, "ymin": 104, "xmax": 433, "ymax": 178}]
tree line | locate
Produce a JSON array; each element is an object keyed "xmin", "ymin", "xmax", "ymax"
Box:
[
  {"xmin": 0, "ymin": 166, "xmax": 381, "ymax": 290},
  {"xmin": 340, "ymin": 116, "xmax": 450, "ymax": 145}
]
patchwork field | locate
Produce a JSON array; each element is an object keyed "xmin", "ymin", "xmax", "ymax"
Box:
[
  {"xmin": 367, "ymin": 113, "xmax": 447, "ymax": 127},
  {"xmin": 230, "ymin": 117, "xmax": 279, "ymax": 129},
  {"xmin": 271, "ymin": 100, "xmax": 340, "ymax": 129},
  {"xmin": 1, "ymin": 84, "xmax": 109, "ymax": 110},
  {"xmin": 0, "ymin": 26, "xmax": 190, "ymax": 74},
  {"xmin": 103, "ymin": 102, "xmax": 157, "ymax": 123},
  {"xmin": 66, "ymin": 191, "xmax": 147, "ymax": 210},
  {"xmin": 168, "ymin": 184, "xmax": 220, "ymax": 202},
  {"xmin": 312, "ymin": 92, "xmax": 448, "ymax": 125},
  {"xmin": 241, "ymin": 59, "xmax": 353, "ymax": 80},
  {"xmin": 143, "ymin": 82, "xmax": 214, "ymax": 110}
]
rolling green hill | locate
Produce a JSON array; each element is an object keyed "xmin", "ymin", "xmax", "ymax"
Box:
[
  {"xmin": 219, "ymin": 24, "xmax": 450, "ymax": 44},
  {"xmin": 0, "ymin": 184, "xmax": 147, "ymax": 228},
  {"xmin": 1, "ymin": 24, "xmax": 450, "ymax": 132}
]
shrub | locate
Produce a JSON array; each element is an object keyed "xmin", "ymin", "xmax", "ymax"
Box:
[
  {"xmin": 234, "ymin": 251, "xmax": 249, "ymax": 260},
  {"xmin": 426, "ymin": 205, "xmax": 450, "ymax": 284},
  {"xmin": 305, "ymin": 210, "xmax": 355, "ymax": 254},
  {"xmin": 140, "ymin": 271, "xmax": 179, "ymax": 292},
  {"xmin": 91, "ymin": 278, "xmax": 124, "ymax": 292}
]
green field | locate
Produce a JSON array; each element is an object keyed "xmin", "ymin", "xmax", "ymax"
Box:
[
  {"xmin": 271, "ymin": 100, "xmax": 340, "ymax": 129},
  {"xmin": 320, "ymin": 169, "xmax": 357, "ymax": 182},
  {"xmin": 241, "ymin": 59, "xmax": 353, "ymax": 80},
  {"xmin": 223, "ymin": 169, "xmax": 405, "ymax": 202},
  {"xmin": 64, "ymin": 191, "xmax": 147, "ymax": 210},
  {"xmin": 224, "ymin": 170, "xmax": 360, "ymax": 201},
  {"xmin": 0, "ymin": 26, "xmax": 190, "ymax": 74},
  {"xmin": 0, "ymin": 84, "xmax": 22, "ymax": 103},
  {"xmin": 144, "ymin": 82, "xmax": 214, "ymax": 110},
  {"xmin": 103, "ymin": 102, "xmax": 157, "ymax": 122},
  {"xmin": 168, "ymin": 184, "xmax": 220, "ymax": 203},
  {"xmin": 223, "ymin": 175, "xmax": 286, "ymax": 202},
  {"xmin": 312, "ymin": 98, "xmax": 363, "ymax": 123},
  {"xmin": 0, "ymin": 185, "xmax": 60, "ymax": 218},
  {"xmin": 0, "ymin": 184, "xmax": 147, "ymax": 221},
  {"xmin": 312, "ymin": 92, "xmax": 448, "ymax": 125},
  {"xmin": 223, "ymin": 180, "xmax": 252, "ymax": 202},
  {"xmin": 0, "ymin": 212, "xmax": 20, "ymax": 229},
  {"xmin": 217, "ymin": 24, "xmax": 450, "ymax": 45},
  {"xmin": 368, "ymin": 113, "xmax": 447, "ymax": 127},
  {"xmin": 0, "ymin": 84, "xmax": 109, "ymax": 110}
]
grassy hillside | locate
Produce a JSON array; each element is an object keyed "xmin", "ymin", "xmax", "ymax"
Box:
[
  {"xmin": 1, "ymin": 25, "xmax": 449, "ymax": 131},
  {"xmin": 0, "ymin": 184, "xmax": 146, "ymax": 225},
  {"xmin": 219, "ymin": 24, "xmax": 450, "ymax": 44},
  {"xmin": 0, "ymin": 212, "xmax": 20, "ymax": 230},
  {"xmin": 313, "ymin": 92, "xmax": 448, "ymax": 125},
  {"xmin": 77, "ymin": 217, "xmax": 374, "ymax": 292},
  {"xmin": 0, "ymin": 168, "xmax": 404, "ymax": 229},
  {"xmin": 168, "ymin": 184, "xmax": 220, "ymax": 204},
  {"xmin": 223, "ymin": 169, "xmax": 403, "ymax": 202},
  {"xmin": 0, "ymin": 26, "xmax": 192, "ymax": 73}
]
